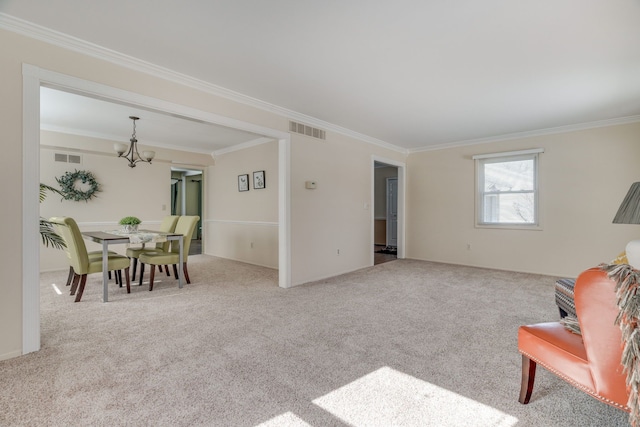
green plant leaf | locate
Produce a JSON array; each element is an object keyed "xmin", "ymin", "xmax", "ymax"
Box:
[
  {"xmin": 40, "ymin": 218, "xmax": 66, "ymax": 249},
  {"xmin": 119, "ymin": 216, "xmax": 142, "ymax": 225}
]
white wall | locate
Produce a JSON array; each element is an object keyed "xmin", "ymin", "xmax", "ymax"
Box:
[
  {"xmin": 1, "ymin": 25, "xmax": 407, "ymax": 360},
  {"xmin": 39, "ymin": 130, "xmax": 212, "ymax": 271},
  {"xmin": 205, "ymin": 140, "xmax": 279, "ymax": 268},
  {"xmin": 9, "ymin": 23, "xmax": 623, "ymax": 361},
  {"xmin": 406, "ymin": 122, "xmax": 640, "ymax": 277},
  {"xmin": 290, "ymin": 133, "xmax": 406, "ymax": 284}
]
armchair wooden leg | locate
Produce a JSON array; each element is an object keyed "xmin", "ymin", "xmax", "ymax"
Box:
[
  {"xmin": 117, "ymin": 270, "xmax": 123, "ymax": 287},
  {"xmin": 74, "ymin": 274, "xmax": 88, "ymax": 302},
  {"xmin": 183, "ymin": 262, "xmax": 191, "ymax": 284},
  {"xmin": 70, "ymin": 274, "xmax": 80, "ymax": 295},
  {"xmin": 66, "ymin": 266, "xmax": 74, "ymax": 286},
  {"xmin": 166, "ymin": 265, "xmax": 171, "ymax": 277},
  {"xmin": 172, "ymin": 264, "xmax": 178, "ymax": 279},
  {"xmin": 519, "ymin": 354, "xmax": 536, "ymax": 404},
  {"xmin": 124, "ymin": 267, "xmax": 131, "ymax": 294},
  {"xmin": 149, "ymin": 265, "xmax": 156, "ymax": 291},
  {"xmin": 131, "ymin": 258, "xmax": 138, "ymax": 281}
]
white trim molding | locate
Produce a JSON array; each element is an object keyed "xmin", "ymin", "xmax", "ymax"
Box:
[
  {"xmin": 371, "ymin": 155, "xmax": 407, "ymax": 265},
  {"xmin": 5, "ymin": 14, "xmax": 640, "ymax": 156},
  {"xmin": 472, "ymin": 148, "xmax": 544, "ymax": 160},
  {"xmin": 206, "ymin": 219, "xmax": 279, "ymax": 227},
  {"xmin": 21, "ymin": 65, "xmax": 292, "ymax": 357},
  {"xmin": 410, "ymin": 115, "xmax": 640, "ymax": 154},
  {"xmin": 22, "ymin": 64, "xmax": 41, "ymax": 355},
  {"xmin": 0, "ymin": 13, "xmax": 405, "ymax": 155},
  {"xmin": 213, "ymin": 137, "xmax": 275, "ymax": 157}
]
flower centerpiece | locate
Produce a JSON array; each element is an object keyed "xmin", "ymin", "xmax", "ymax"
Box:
[{"xmin": 119, "ymin": 216, "xmax": 141, "ymax": 233}]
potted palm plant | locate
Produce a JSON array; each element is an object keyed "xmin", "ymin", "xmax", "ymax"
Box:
[{"xmin": 119, "ymin": 216, "xmax": 142, "ymax": 233}]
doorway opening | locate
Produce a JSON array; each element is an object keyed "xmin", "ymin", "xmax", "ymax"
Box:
[
  {"xmin": 374, "ymin": 161, "xmax": 398, "ymax": 265},
  {"xmin": 171, "ymin": 168, "xmax": 203, "ymax": 255},
  {"xmin": 24, "ymin": 65, "xmax": 292, "ymax": 355}
]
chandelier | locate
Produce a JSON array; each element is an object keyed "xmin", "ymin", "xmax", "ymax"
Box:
[{"xmin": 113, "ymin": 116, "xmax": 155, "ymax": 168}]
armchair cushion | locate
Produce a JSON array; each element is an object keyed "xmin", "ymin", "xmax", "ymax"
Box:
[
  {"xmin": 518, "ymin": 267, "xmax": 629, "ymax": 416},
  {"xmin": 519, "ymin": 322, "xmax": 592, "ymax": 391}
]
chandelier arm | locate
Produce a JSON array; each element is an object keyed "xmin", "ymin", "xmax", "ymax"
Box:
[{"xmin": 120, "ymin": 139, "xmax": 135, "ymax": 160}]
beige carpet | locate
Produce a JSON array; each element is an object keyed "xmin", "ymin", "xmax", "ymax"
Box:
[{"xmin": 0, "ymin": 256, "xmax": 629, "ymax": 426}]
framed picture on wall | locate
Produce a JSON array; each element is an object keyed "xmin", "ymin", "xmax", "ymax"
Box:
[
  {"xmin": 253, "ymin": 170, "xmax": 265, "ymax": 189},
  {"xmin": 238, "ymin": 174, "xmax": 249, "ymax": 192}
]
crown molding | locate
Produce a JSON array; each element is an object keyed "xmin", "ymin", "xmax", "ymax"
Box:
[
  {"xmin": 1, "ymin": 13, "xmax": 406, "ymax": 155},
  {"xmin": 409, "ymin": 115, "xmax": 640, "ymax": 153},
  {"xmin": 213, "ymin": 137, "xmax": 275, "ymax": 157},
  {"xmin": 9, "ymin": 13, "xmax": 633, "ymax": 157},
  {"xmin": 40, "ymin": 124, "xmax": 214, "ymax": 155}
]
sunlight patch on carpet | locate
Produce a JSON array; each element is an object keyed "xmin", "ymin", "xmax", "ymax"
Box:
[
  {"xmin": 255, "ymin": 411, "xmax": 312, "ymax": 427},
  {"xmin": 51, "ymin": 283, "xmax": 62, "ymax": 295},
  {"xmin": 312, "ymin": 366, "xmax": 518, "ymax": 427}
]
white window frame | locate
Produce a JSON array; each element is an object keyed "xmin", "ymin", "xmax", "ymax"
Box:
[{"xmin": 473, "ymin": 148, "xmax": 543, "ymax": 229}]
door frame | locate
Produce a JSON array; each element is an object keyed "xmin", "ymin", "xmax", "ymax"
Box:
[
  {"xmin": 371, "ymin": 155, "xmax": 406, "ymax": 266},
  {"xmin": 22, "ymin": 64, "xmax": 292, "ymax": 355},
  {"xmin": 386, "ymin": 176, "xmax": 398, "ymax": 248},
  {"xmin": 171, "ymin": 167, "xmax": 204, "ymax": 247}
]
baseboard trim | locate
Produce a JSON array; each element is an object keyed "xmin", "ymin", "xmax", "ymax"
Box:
[{"xmin": 0, "ymin": 349, "xmax": 23, "ymax": 361}]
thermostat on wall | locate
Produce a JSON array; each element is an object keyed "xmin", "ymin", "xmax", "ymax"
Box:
[{"xmin": 305, "ymin": 181, "xmax": 317, "ymax": 189}]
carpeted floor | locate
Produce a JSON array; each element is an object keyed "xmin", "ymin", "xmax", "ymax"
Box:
[{"xmin": 0, "ymin": 256, "xmax": 630, "ymax": 426}]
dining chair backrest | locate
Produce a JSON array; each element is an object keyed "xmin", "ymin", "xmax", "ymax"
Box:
[
  {"xmin": 170, "ymin": 215, "xmax": 200, "ymax": 261},
  {"xmin": 49, "ymin": 217, "xmax": 91, "ymax": 275},
  {"xmin": 156, "ymin": 215, "xmax": 180, "ymax": 251}
]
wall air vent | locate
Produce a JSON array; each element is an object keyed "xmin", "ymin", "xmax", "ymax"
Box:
[
  {"xmin": 289, "ymin": 121, "xmax": 326, "ymax": 140},
  {"xmin": 54, "ymin": 153, "xmax": 82, "ymax": 164}
]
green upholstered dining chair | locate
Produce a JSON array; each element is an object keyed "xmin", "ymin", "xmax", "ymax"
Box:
[
  {"xmin": 49, "ymin": 217, "xmax": 132, "ymax": 302},
  {"xmin": 126, "ymin": 215, "xmax": 179, "ymax": 281},
  {"xmin": 60, "ymin": 240, "xmax": 119, "ymax": 287},
  {"xmin": 138, "ymin": 215, "xmax": 200, "ymax": 291}
]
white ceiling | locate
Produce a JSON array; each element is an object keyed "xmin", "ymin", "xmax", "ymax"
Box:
[
  {"xmin": 40, "ymin": 87, "xmax": 267, "ymax": 154},
  {"xmin": 3, "ymin": 1, "xmax": 640, "ymax": 152}
]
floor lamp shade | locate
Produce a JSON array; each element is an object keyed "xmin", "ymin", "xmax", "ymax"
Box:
[{"xmin": 613, "ymin": 182, "xmax": 640, "ymax": 268}]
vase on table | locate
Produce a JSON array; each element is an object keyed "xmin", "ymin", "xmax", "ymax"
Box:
[{"xmin": 123, "ymin": 224, "xmax": 139, "ymax": 233}]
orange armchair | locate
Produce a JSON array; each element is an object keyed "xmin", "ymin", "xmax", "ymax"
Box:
[{"xmin": 518, "ymin": 267, "xmax": 629, "ymax": 413}]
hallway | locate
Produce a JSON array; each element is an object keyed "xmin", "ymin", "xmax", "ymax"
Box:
[{"xmin": 374, "ymin": 245, "xmax": 396, "ymax": 265}]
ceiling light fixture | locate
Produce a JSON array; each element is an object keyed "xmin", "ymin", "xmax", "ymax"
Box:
[{"xmin": 113, "ymin": 116, "xmax": 155, "ymax": 168}]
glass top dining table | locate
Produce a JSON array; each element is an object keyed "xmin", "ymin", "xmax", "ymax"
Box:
[{"xmin": 81, "ymin": 229, "xmax": 184, "ymax": 302}]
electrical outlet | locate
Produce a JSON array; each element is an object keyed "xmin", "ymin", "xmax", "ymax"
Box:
[
  {"xmin": 337, "ymin": 249, "xmax": 340, "ymax": 255},
  {"xmin": 467, "ymin": 243, "xmax": 472, "ymax": 250}
]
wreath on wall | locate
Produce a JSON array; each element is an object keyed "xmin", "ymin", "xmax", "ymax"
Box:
[{"xmin": 55, "ymin": 169, "xmax": 100, "ymax": 202}]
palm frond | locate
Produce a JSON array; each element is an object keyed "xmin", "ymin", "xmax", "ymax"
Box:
[
  {"xmin": 40, "ymin": 218, "xmax": 66, "ymax": 250},
  {"xmin": 40, "ymin": 183, "xmax": 62, "ymax": 203},
  {"xmin": 39, "ymin": 182, "xmax": 66, "ymax": 250}
]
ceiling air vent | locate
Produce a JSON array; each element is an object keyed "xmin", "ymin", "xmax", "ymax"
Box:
[
  {"xmin": 54, "ymin": 153, "xmax": 82, "ymax": 164},
  {"xmin": 289, "ymin": 121, "xmax": 326, "ymax": 140}
]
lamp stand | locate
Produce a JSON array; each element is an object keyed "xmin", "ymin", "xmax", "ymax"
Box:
[{"xmin": 626, "ymin": 240, "xmax": 640, "ymax": 269}]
